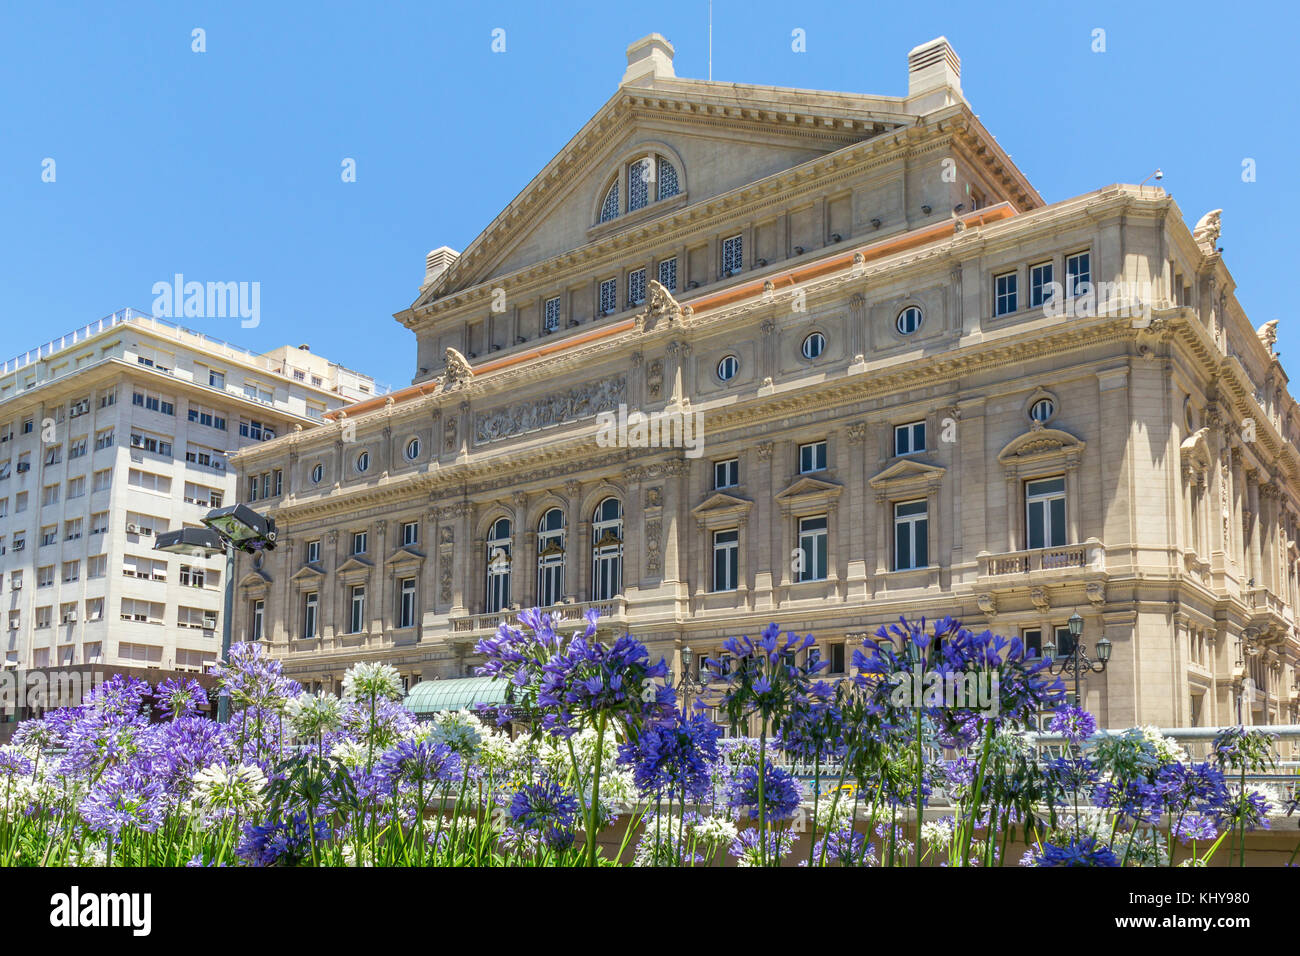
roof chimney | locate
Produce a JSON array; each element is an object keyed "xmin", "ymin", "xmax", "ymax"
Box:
[
  {"xmin": 622, "ymin": 33, "xmax": 675, "ymax": 88},
  {"xmin": 423, "ymin": 246, "xmax": 460, "ymax": 289},
  {"xmin": 907, "ymin": 37, "xmax": 962, "ymax": 101}
]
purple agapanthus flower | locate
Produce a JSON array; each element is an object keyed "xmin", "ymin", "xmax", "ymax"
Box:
[
  {"xmin": 1032, "ymin": 835, "xmax": 1121, "ymax": 867},
  {"xmin": 80, "ymin": 764, "xmax": 168, "ymax": 839},
  {"xmin": 1049, "ymin": 705, "xmax": 1097, "ymax": 744},
  {"xmin": 805, "ymin": 828, "xmax": 870, "ymax": 866},
  {"xmin": 726, "ymin": 760, "xmax": 802, "ymax": 821},
  {"xmin": 1172, "ymin": 813, "xmax": 1218, "ymax": 844},
  {"xmin": 377, "ymin": 739, "xmax": 461, "ymax": 789},
  {"xmin": 618, "ymin": 711, "xmax": 720, "ymax": 801},
  {"xmin": 237, "ymin": 812, "xmax": 330, "ymax": 866},
  {"xmin": 509, "ymin": 779, "xmax": 580, "ymax": 835},
  {"xmin": 153, "ymin": 677, "xmax": 208, "ymax": 720}
]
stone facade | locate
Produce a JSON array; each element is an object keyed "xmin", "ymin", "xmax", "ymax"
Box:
[{"xmin": 229, "ymin": 35, "xmax": 1300, "ymax": 728}]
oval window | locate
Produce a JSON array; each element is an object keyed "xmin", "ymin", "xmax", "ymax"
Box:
[
  {"xmin": 802, "ymin": 331, "xmax": 826, "ymax": 359},
  {"xmin": 896, "ymin": 306, "xmax": 923, "ymax": 335},
  {"xmin": 310, "ymin": 463, "xmax": 324, "ymax": 484},
  {"xmin": 1030, "ymin": 398, "xmax": 1055, "ymax": 424},
  {"xmin": 356, "ymin": 451, "xmax": 370, "ymax": 473},
  {"xmin": 717, "ymin": 355, "xmax": 739, "ymax": 382},
  {"xmin": 405, "ymin": 437, "xmax": 421, "ymax": 461}
]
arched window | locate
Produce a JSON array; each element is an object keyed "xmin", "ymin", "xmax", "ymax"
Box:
[
  {"xmin": 591, "ymin": 497, "xmax": 623, "ymax": 601},
  {"xmin": 657, "ymin": 156, "xmax": 680, "ymax": 200},
  {"xmin": 485, "ymin": 517, "xmax": 512, "ymax": 613},
  {"xmin": 628, "ymin": 158, "xmax": 651, "ymax": 212},
  {"xmin": 599, "ymin": 181, "xmax": 620, "ymax": 223},
  {"xmin": 537, "ymin": 508, "xmax": 565, "ymax": 607}
]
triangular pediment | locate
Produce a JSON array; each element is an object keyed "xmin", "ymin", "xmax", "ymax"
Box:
[
  {"xmin": 691, "ymin": 491, "xmax": 753, "ymax": 519},
  {"xmin": 775, "ymin": 475, "xmax": 843, "ymax": 501},
  {"xmin": 385, "ymin": 545, "xmax": 426, "ymax": 566},
  {"xmin": 868, "ymin": 458, "xmax": 947, "ymax": 488},
  {"xmin": 336, "ymin": 555, "xmax": 374, "ymax": 574},
  {"xmin": 290, "ymin": 563, "xmax": 325, "ymax": 583},
  {"xmin": 414, "ymin": 83, "xmax": 913, "ymax": 304}
]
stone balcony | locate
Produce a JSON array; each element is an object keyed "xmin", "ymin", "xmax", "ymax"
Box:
[
  {"xmin": 448, "ymin": 596, "xmax": 630, "ymax": 641},
  {"xmin": 976, "ymin": 539, "xmax": 1104, "ymax": 579}
]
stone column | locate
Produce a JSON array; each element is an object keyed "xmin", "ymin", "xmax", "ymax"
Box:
[
  {"xmin": 564, "ymin": 480, "xmax": 582, "ymax": 603},
  {"xmin": 511, "ymin": 492, "xmax": 529, "ymax": 609},
  {"xmin": 752, "ymin": 442, "xmax": 775, "ymax": 609},
  {"xmin": 844, "ymin": 422, "xmax": 868, "ymax": 601}
]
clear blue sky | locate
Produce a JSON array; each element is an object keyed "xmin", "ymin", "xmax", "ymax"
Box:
[{"xmin": 1, "ymin": 1, "xmax": 1296, "ymax": 389}]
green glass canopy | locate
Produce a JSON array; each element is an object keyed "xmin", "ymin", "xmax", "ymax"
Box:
[{"xmin": 404, "ymin": 676, "xmax": 510, "ymax": 715}]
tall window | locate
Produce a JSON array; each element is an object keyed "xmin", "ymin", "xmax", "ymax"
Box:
[
  {"xmin": 1026, "ymin": 476, "xmax": 1067, "ymax": 549},
  {"xmin": 628, "ymin": 268, "xmax": 647, "ymax": 307},
  {"xmin": 402, "ymin": 521, "xmax": 419, "ymax": 546},
  {"xmin": 251, "ymin": 600, "xmax": 264, "ymax": 641},
  {"xmin": 1066, "ymin": 252, "xmax": 1091, "ymax": 297},
  {"xmin": 721, "ymin": 234, "xmax": 743, "ymax": 277},
  {"xmin": 894, "ymin": 500, "xmax": 928, "ymax": 570},
  {"xmin": 599, "ymin": 278, "xmax": 618, "ymax": 315},
  {"xmin": 1030, "ymin": 261, "xmax": 1054, "ymax": 307},
  {"xmin": 713, "ymin": 458, "xmax": 738, "ymax": 490},
  {"xmin": 303, "ymin": 592, "xmax": 319, "ymax": 639},
  {"xmin": 994, "ymin": 271, "xmax": 1018, "ymax": 316},
  {"xmin": 485, "ymin": 517, "xmax": 512, "ymax": 613},
  {"xmin": 544, "ymin": 296, "xmax": 561, "ymax": 334},
  {"xmin": 658, "ymin": 257, "xmax": 678, "ymax": 293},
  {"xmin": 307, "ymin": 540, "xmax": 321, "ymax": 564},
  {"xmin": 591, "ymin": 498, "xmax": 623, "ymax": 601},
  {"xmin": 797, "ymin": 516, "xmax": 828, "ymax": 582},
  {"xmin": 799, "ymin": 440, "xmax": 827, "ymax": 474},
  {"xmin": 399, "ymin": 577, "xmax": 417, "ymax": 629},
  {"xmin": 894, "ymin": 421, "xmax": 926, "ymax": 456},
  {"xmin": 352, "ymin": 531, "xmax": 367, "ymax": 555},
  {"xmin": 628, "ymin": 158, "xmax": 651, "ymax": 212},
  {"xmin": 657, "ymin": 156, "xmax": 679, "ymax": 200},
  {"xmin": 349, "ymin": 585, "xmax": 366, "ymax": 634},
  {"xmin": 537, "ymin": 508, "xmax": 565, "ymax": 607},
  {"xmin": 713, "ymin": 528, "xmax": 739, "ymax": 592}
]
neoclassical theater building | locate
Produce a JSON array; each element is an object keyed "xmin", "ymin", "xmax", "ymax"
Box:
[{"xmin": 230, "ymin": 34, "xmax": 1299, "ymax": 728}]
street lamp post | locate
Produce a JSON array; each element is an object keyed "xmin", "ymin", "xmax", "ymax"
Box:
[
  {"xmin": 670, "ymin": 645, "xmax": 708, "ymax": 716},
  {"xmin": 155, "ymin": 503, "xmax": 276, "ymax": 722},
  {"xmin": 1042, "ymin": 612, "xmax": 1111, "ymax": 708}
]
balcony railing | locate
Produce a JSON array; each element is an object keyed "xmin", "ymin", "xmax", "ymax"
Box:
[
  {"xmin": 450, "ymin": 597, "xmax": 629, "ymax": 636},
  {"xmin": 978, "ymin": 542, "xmax": 1095, "ymax": 577}
]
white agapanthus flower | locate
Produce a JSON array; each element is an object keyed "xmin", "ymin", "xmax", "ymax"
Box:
[
  {"xmin": 286, "ymin": 691, "xmax": 345, "ymax": 741},
  {"xmin": 342, "ymin": 661, "xmax": 404, "ymax": 702},
  {"xmin": 921, "ymin": 816, "xmax": 956, "ymax": 848},
  {"xmin": 693, "ymin": 815, "xmax": 738, "ymax": 847},
  {"xmin": 190, "ymin": 763, "xmax": 267, "ymax": 818},
  {"xmin": 1138, "ymin": 726, "xmax": 1188, "ymax": 765},
  {"xmin": 329, "ymin": 739, "xmax": 367, "ymax": 769},
  {"xmin": 425, "ymin": 708, "xmax": 485, "ymax": 757}
]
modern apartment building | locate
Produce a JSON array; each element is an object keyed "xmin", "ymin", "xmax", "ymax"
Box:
[
  {"xmin": 0, "ymin": 308, "xmax": 375, "ymax": 684},
  {"xmin": 229, "ymin": 35, "xmax": 1300, "ymax": 729}
]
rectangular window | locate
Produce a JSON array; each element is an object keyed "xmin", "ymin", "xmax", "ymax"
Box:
[
  {"xmin": 87, "ymin": 554, "xmax": 107, "ymax": 578},
  {"xmin": 41, "ymin": 484, "xmax": 59, "ymax": 506},
  {"xmin": 1026, "ymin": 476, "xmax": 1067, "ymax": 549},
  {"xmin": 349, "ymin": 585, "xmax": 366, "ymax": 634},
  {"xmin": 303, "ymin": 592, "xmax": 319, "ymax": 639},
  {"xmin": 894, "ymin": 421, "xmax": 926, "ymax": 456},
  {"xmin": 799, "ymin": 440, "xmax": 827, "ymax": 474},
  {"xmin": 658, "ymin": 257, "xmax": 678, "ymax": 293},
  {"xmin": 40, "ymin": 526, "xmax": 57, "ymax": 547},
  {"xmin": 248, "ymin": 475, "xmax": 260, "ymax": 501},
  {"xmin": 1030, "ymin": 261, "xmax": 1055, "ymax": 307},
  {"xmin": 177, "ymin": 606, "xmax": 213, "ymax": 630},
  {"xmin": 599, "ymin": 278, "xmax": 618, "ymax": 315},
  {"xmin": 1054, "ymin": 624, "xmax": 1076, "ymax": 659},
  {"xmin": 68, "ymin": 436, "xmax": 88, "ymax": 459},
  {"xmin": 44, "ymin": 446, "xmax": 62, "ymax": 466},
  {"xmin": 543, "ymin": 296, "xmax": 561, "ymax": 334},
  {"xmin": 187, "ymin": 404, "xmax": 227, "ymax": 431},
  {"xmin": 399, "ymin": 577, "xmax": 417, "ymax": 629},
  {"xmin": 352, "ymin": 531, "xmax": 367, "ymax": 555},
  {"xmin": 90, "ymin": 512, "xmax": 108, "ymax": 535},
  {"xmin": 251, "ymin": 600, "xmax": 264, "ymax": 641},
  {"xmin": 95, "ymin": 428, "xmax": 115, "ymax": 450},
  {"xmin": 402, "ymin": 521, "xmax": 419, "ymax": 546},
  {"xmin": 797, "ymin": 516, "xmax": 828, "ymax": 582},
  {"xmin": 132, "ymin": 390, "xmax": 175, "ymax": 415},
  {"xmin": 129, "ymin": 431, "xmax": 173, "ymax": 456},
  {"xmin": 994, "ymin": 271, "xmax": 1018, "ymax": 316},
  {"xmin": 307, "ymin": 540, "xmax": 321, "ymax": 564},
  {"xmin": 829, "ymin": 642, "xmax": 846, "ymax": 674},
  {"xmin": 64, "ymin": 519, "xmax": 82, "ymax": 541},
  {"xmin": 179, "ymin": 565, "xmax": 206, "ymax": 588},
  {"xmin": 712, "ymin": 528, "xmax": 739, "ymax": 592},
  {"xmin": 1022, "ymin": 628, "xmax": 1043, "ymax": 657},
  {"xmin": 1066, "ymin": 251, "xmax": 1091, "ymax": 298},
  {"xmin": 628, "ymin": 268, "xmax": 647, "ymax": 307},
  {"xmin": 94, "ymin": 469, "xmax": 113, "ymax": 492},
  {"xmin": 208, "ymin": 370, "xmax": 226, "ymax": 389},
  {"xmin": 99, "ymin": 391, "xmax": 116, "ymax": 409},
  {"xmin": 894, "ymin": 500, "xmax": 929, "ymax": 571},
  {"xmin": 721, "ymin": 234, "xmax": 743, "ymax": 276},
  {"xmin": 86, "ymin": 599, "xmax": 103, "ymax": 623},
  {"xmin": 62, "ymin": 560, "xmax": 79, "ymax": 582},
  {"xmin": 713, "ymin": 458, "xmax": 739, "ymax": 490}
]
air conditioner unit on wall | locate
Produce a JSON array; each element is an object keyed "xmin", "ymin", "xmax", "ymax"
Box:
[{"xmin": 126, "ymin": 523, "xmax": 139, "ymax": 534}]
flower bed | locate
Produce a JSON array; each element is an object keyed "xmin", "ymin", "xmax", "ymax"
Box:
[{"xmin": 0, "ymin": 611, "xmax": 1294, "ymax": 867}]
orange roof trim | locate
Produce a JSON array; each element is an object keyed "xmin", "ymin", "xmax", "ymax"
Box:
[{"xmin": 327, "ymin": 203, "xmax": 1016, "ymax": 421}]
